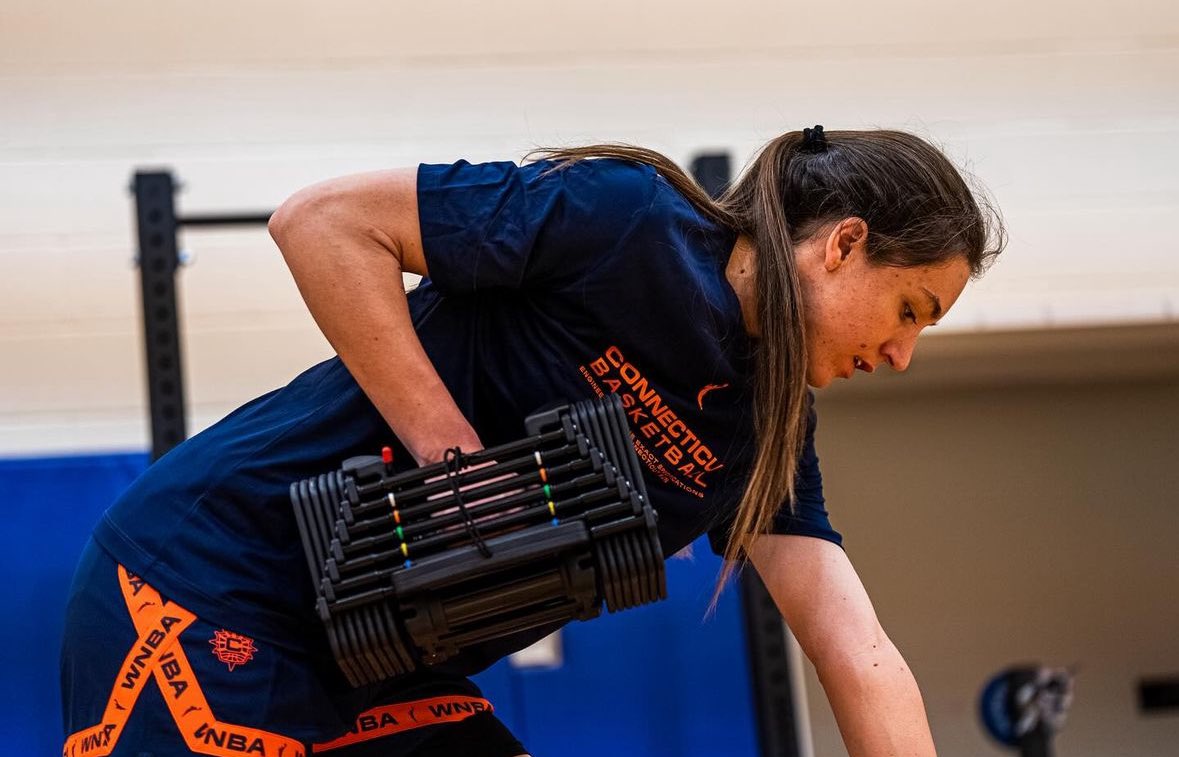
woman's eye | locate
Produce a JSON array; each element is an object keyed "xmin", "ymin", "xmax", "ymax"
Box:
[{"xmin": 903, "ymin": 304, "xmax": 917, "ymax": 324}]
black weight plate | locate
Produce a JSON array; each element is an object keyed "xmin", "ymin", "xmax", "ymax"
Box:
[
  {"xmin": 586, "ymin": 403, "xmax": 623, "ymax": 484},
  {"xmin": 359, "ymin": 605, "xmax": 399, "ymax": 680},
  {"xmin": 326, "ymin": 619, "xmax": 364, "ymax": 687},
  {"xmin": 341, "ymin": 610, "xmax": 382, "ymax": 685},
  {"xmin": 575, "ymin": 405, "xmax": 600, "ymax": 463},
  {"xmin": 603, "ymin": 395, "xmax": 649, "ymax": 503},
  {"xmin": 327, "ymin": 471, "xmax": 354, "ymax": 526},
  {"xmin": 587, "ymin": 399, "xmax": 621, "ymax": 470},
  {"xmin": 307, "ymin": 477, "xmax": 338, "ymax": 570},
  {"xmin": 598, "ymin": 398, "xmax": 641, "ymax": 491},
  {"xmin": 292, "ymin": 481, "xmax": 327, "ymax": 582},
  {"xmin": 595, "ymin": 539, "xmax": 620, "ymax": 611},
  {"xmin": 298, "ymin": 479, "xmax": 330, "ymax": 573},
  {"xmin": 377, "ymin": 600, "xmax": 415, "ymax": 675},
  {"xmin": 608, "ymin": 537, "xmax": 634, "ymax": 610},
  {"xmin": 632, "ymin": 524, "xmax": 659, "ymax": 605},
  {"xmin": 334, "ymin": 612, "xmax": 363, "ymax": 682},
  {"xmin": 630, "ymin": 523, "xmax": 658, "ymax": 605},
  {"xmin": 617, "ymin": 531, "xmax": 644, "ymax": 610}
]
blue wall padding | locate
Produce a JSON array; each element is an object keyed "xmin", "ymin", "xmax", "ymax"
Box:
[
  {"xmin": 474, "ymin": 551, "xmax": 759, "ymax": 757},
  {"xmin": 3, "ymin": 453, "xmax": 757, "ymax": 756},
  {"xmin": 0, "ymin": 452, "xmax": 150, "ymax": 756}
]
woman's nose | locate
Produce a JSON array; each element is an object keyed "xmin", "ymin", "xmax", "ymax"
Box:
[{"xmin": 881, "ymin": 334, "xmax": 918, "ymax": 372}]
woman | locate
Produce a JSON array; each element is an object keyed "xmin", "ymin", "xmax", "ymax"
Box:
[{"xmin": 61, "ymin": 126, "xmax": 1003, "ymax": 756}]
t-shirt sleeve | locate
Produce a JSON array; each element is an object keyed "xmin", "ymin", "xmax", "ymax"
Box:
[
  {"xmin": 416, "ymin": 158, "xmax": 657, "ymax": 295},
  {"xmin": 708, "ymin": 397, "xmax": 843, "ymax": 554}
]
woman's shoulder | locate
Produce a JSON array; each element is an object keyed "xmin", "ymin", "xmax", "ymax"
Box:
[
  {"xmin": 530, "ymin": 157, "xmax": 661, "ymax": 221},
  {"xmin": 545, "ymin": 158, "xmax": 715, "ymax": 224}
]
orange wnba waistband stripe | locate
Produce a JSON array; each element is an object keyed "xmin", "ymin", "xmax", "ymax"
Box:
[
  {"xmin": 63, "ymin": 566, "xmax": 306, "ymax": 757},
  {"xmin": 311, "ymin": 696, "xmax": 494, "ymax": 752}
]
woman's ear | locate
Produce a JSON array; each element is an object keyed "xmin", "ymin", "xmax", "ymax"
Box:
[{"xmin": 823, "ymin": 217, "xmax": 869, "ymax": 272}]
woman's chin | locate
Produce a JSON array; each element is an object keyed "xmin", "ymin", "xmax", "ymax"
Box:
[{"xmin": 805, "ymin": 367, "xmax": 833, "ymax": 389}]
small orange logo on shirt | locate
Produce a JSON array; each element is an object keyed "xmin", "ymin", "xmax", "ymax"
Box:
[
  {"xmin": 209, "ymin": 629, "xmax": 257, "ymax": 671},
  {"xmin": 696, "ymin": 383, "xmax": 730, "ymax": 409}
]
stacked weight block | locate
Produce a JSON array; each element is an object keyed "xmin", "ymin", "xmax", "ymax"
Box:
[{"xmin": 290, "ymin": 395, "xmax": 667, "ymax": 687}]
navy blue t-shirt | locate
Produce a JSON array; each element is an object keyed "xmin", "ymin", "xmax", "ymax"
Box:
[{"xmin": 93, "ymin": 158, "xmax": 841, "ymax": 673}]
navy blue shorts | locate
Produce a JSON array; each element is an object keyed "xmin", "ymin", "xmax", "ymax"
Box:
[{"xmin": 60, "ymin": 539, "xmax": 526, "ymax": 757}]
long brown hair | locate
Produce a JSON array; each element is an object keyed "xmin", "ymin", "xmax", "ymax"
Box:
[{"xmin": 530, "ymin": 129, "xmax": 1005, "ymax": 592}]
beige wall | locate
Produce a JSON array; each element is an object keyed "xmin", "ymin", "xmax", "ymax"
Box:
[
  {"xmin": 1, "ymin": 1, "xmax": 1177, "ymax": 455},
  {"xmin": 804, "ymin": 325, "xmax": 1179, "ymax": 756}
]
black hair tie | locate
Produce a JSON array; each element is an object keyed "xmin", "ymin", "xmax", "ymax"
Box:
[
  {"xmin": 443, "ymin": 446, "xmax": 493, "ymax": 558},
  {"xmin": 801, "ymin": 124, "xmax": 828, "ymax": 153}
]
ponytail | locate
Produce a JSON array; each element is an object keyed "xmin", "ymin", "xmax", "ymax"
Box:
[{"xmin": 529, "ymin": 128, "xmax": 1004, "ymax": 600}]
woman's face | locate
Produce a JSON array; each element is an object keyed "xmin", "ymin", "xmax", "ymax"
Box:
[{"xmin": 797, "ymin": 218, "xmax": 972, "ymax": 388}]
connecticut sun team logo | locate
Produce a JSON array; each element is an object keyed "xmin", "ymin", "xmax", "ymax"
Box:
[
  {"xmin": 696, "ymin": 382, "xmax": 730, "ymax": 410},
  {"xmin": 209, "ymin": 629, "xmax": 257, "ymax": 671}
]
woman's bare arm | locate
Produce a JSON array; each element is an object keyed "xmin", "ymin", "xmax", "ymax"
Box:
[
  {"xmin": 750, "ymin": 534, "xmax": 937, "ymax": 756},
  {"xmin": 268, "ymin": 168, "xmax": 481, "ymax": 465}
]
